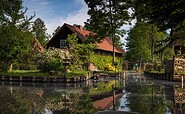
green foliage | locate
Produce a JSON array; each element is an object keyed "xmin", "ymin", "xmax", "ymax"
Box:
[
  {"xmin": 74, "ymin": 94, "xmax": 97, "ymax": 114},
  {"xmin": 90, "ymin": 80, "xmax": 120, "ymax": 95},
  {"xmin": 132, "ymin": 0, "xmax": 185, "ymax": 31},
  {"xmin": 0, "ymin": 26, "xmax": 33, "ymax": 71},
  {"xmin": 125, "ymin": 84, "xmax": 171, "ymax": 114},
  {"xmin": 90, "ymin": 54, "xmax": 123, "ymax": 70},
  {"xmin": 104, "ymin": 64, "xmax": 116, "ymax": 71},
  {"xmin": 126, "ymin": 23, "xmax": 166, "ymax": 63},
  {"xmin": 132, "ymin": 0, "xmax": 185, "ymax": 53},
  {"xmin": 84, "ymin": 0, "xmax": 130, "ymax": 47},
  {"xmin": 13, "ymin": 52, "xmax": 38, "ymax": 70},
  {"xmin": 163, "ymin": 47, "xmax": 174, "ymax": 60},
  {"xmin": 67, "ymin": 33, "xmax": 96, "ymax": 70},
  {"xmin": 0, "ymin": 0, "xmax": 35, "ymax": 30},
  {"xmin": 0, "ymin": 0, "xmax": 35, "ymax": 72},
  {"xmin": 66, "ymin": 70, "xmax": 88, "ymax": 77},
  {"xmin": 32, "ymin": 18, "xmax": 48, "ymax": 46},
  {"xmin": 175, "ymin": 20, "xmax": 185, "ymax": 46},
  {"xmin": 36, "ymin": 48, "xmax": 70, "ymax": 73},
  {"xmin": 90, "ymin": 81, "xmax": 113, "ymax": 95},
  {"xmin": 1, "ymin": 70, "xmax": 48, "ymax": 77},
  {"xmin": 0, "ymin": 69, "xmax": 89, "ymax": 77}
]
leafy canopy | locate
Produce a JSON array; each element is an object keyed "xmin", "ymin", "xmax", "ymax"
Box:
[
  {"xmin": 0, "ymin": 0, "xmax": 35, "ymax": 71},
  {"xmin": 0, "ymin": 26, "xmax": 33, "ymax": 71},
  {"xmin": 66, "ymin": 33, "xmax": 96, "ymax": 70},
  {"xmin": 0, "ymin": 0, "xmax": 35, "ymax": 30},
  {"xmin": 130, "ymin": 0, "xmax": 185, "ymax": 54},
  {"xmin": 126, "ymin": 22, "xmax": 167, "ymax": 63},
  {"xmin": 131, "ymin": 0, "xmax": 185, "ymax": 31},
  {"xmin": 84, "ymin": 0, "xmax": 130, "ymax": 47},
  {"xmin": 32, "ymin": 18, "xmax": 48, "ymax": 46}
]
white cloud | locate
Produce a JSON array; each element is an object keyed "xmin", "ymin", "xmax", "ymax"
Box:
[
  {"xmin": 74, "ymin": 0, "xmax": 87, "ymax": 6},
  {"xmin": 46, "ymin": 1, "xmax": 89, "ymax": 35},
  {"xmin": 45, "ymin": 17, "xmax": 62, "ymax": 35},
  {"xmin": 24, "ymin": 0, "xmax": 89, "ymax": 35},
  {"xmin": 119, "ymin": 19, "xmax": 136, "ymax": 48},
  {"xmin": 59, "ymin": 6, "xmax": 89, "ymax": 27}
]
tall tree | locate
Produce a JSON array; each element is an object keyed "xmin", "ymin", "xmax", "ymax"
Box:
[
  {"xmin": 32, "ymin": 18, "xmax": 47, "ymax": 46},
  {"xmin": 132, "ymin": 0, "xmax": 185, "ymax": 30},
  {"xmin": 131, "ymin": 0, "xmax": 185, "ymax": 49},
  {"xmin": 0, "ymin": 26, "xmax": 33, "ymax": 71},
  {"xmin": 0, "ymin": 0, "xmax": 34, "ymax": 71},
  {"xmin": 52, "ymin": 26, "xmax": 61, "ymax": 36},
  {"xmin": 0, "ymin": 0, "xmax": 35, "ymax": 30},
  {"xmin": 84, "ymin": 0, "xmax": 130, "ymax": 64},
  {"xmin": 126, "ymin": 23, "xmax": 167, "ymax": 66}
]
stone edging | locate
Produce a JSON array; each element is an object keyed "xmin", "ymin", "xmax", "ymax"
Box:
[{"xmin": 0, "ymin": 75, "xmax": 89, "ymax": 83}]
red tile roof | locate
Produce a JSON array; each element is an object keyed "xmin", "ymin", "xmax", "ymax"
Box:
[
  {"xmin": 32, "ymin": 36, "xmax": 44, "ymax": 52},
  {"xmin": 65, "ymin": 23, "xmax": 125, "ymax": 54},
  {"xmin": 93, "ymin": 93, "xmax": 123, "ymax": 110}
]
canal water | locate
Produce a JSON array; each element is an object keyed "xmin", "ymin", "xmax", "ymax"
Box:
[{"xmin": 0, "ymin": 73, "xmax": 184, "ymax": 114}]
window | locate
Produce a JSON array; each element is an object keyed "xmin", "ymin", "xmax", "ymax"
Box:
[{"xmin": 60, "ymin": 39, "xmax": 66, "ymax": 48}]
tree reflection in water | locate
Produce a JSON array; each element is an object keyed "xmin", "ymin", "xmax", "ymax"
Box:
[
  {"xmin": 2, "ymin": 77, "xmax": 185, "ymax": 114},
  {"xmin": 125, "ymin": 83, "xmax": 172, "ymax": 114},
  {"xmin": 0, "ymin": 85, "xmax": 98, "ymax": 114},
  {"xmin": 173, "ymin": 84, "xmax": 185, "ymax": 114}
]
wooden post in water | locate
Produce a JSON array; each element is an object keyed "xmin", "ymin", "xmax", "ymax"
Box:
[
  {"xmin": 112, "ymin": 83, "xmax": 116, "ymax": 110},
  {"xmin": 123, "ymin": 72, "xmax": 126, "ymax": 87},
  {"xmin": 123, "ymin": 72, "xmax": 125, "ymax": 80},
  {"xmin": 182, "ymin": 75, "xmax": 184, "ymax": 89}
]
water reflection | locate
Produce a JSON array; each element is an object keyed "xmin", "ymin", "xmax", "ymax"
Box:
[
  {"xmin": 118, "ymin": 74, "xmax": 185, "ymax": 114},
  {"xmin": 123, "ymin": 83, "xmax": 171, "ymax": 114},
  {"xmin": 0, "ymin": 81, "xmax": 98, "ymax": 114},
  {"xmin": 173, "ymin": 85, "xmax": 185, "ymax": 113},
  {"xmin": 0, "ymin": 74, "xmax": 185, "ymax": 114}
]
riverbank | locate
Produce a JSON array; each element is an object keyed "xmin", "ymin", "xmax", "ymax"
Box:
[
  {"xmin": 0, "ymin": 70, "xmax": 140, "ymax": 83},
  {"xmin": 0, "ymin": 75, "xmax": 89, "ymax": 83},
  {"xmin": 144, "ymin": 71, "xmax": 185, "ymax": 81},
  {"xmin": 0, "ymin": 70, "xmax": 91, "ymax": 83}
]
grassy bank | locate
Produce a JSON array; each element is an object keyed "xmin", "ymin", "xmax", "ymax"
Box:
[{"xmin": 0, "ymin": 70, "xmax": 89, "ymax": 77}]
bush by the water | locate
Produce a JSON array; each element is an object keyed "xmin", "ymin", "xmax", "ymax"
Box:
[
  {"xmin": 36, "ymin": 48, "xmax": 71, "ymax": 73},
  {"xmin": 90, "ymin": 54, "xmax": 122, "ymax": 71}
]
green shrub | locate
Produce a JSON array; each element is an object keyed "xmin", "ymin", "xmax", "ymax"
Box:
[
  {"xmin": 90, "ymin": 54, "xmax": 123, "ymax": 70},
  {"xmin": 104, "ymin": 63, "xmax": 116, "ymax": 71},
  {"xmin": 36, "ymin": 48, "xmax": 70, "ymax": 73}
]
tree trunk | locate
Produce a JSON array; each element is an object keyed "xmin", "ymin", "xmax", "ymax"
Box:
[
  {"xmin": 139, "ymin": 57, "xmax": 142, "ymax": 72},
  {"xmin": 9, "ymin": 63, "xmax": 13, "ymax": 72},
  {"xmin": 151, "ymin": 26, "xmax": 154, "ymax": 63}
]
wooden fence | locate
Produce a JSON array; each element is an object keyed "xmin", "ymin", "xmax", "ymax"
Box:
[{"xmin": 165, "ymin": 56, "xmax": 185, "ymax": 81}]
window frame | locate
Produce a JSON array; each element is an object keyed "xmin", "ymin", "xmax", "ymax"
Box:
[{"xmin": 60, "ymin": 39, "xmax": 66, "ymax": 48}]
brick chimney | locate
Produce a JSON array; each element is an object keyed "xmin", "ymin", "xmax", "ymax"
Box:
[{"xmin": 73, "ymin": 24, "xmax": 83, "ymax": 31}]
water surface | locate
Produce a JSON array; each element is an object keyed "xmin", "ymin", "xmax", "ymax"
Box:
[{"xmin": 0, "ymin": 73, "xmax": 184, "ymax": 114}]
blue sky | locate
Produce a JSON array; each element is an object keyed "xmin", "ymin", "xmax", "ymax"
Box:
[
  {"xmin": 23, "ymin": 0, "xmax": 133, "ymax": 44},
  {"xmin": 23, "ymin": 0, "xmax": 89, "ymax": 34}
]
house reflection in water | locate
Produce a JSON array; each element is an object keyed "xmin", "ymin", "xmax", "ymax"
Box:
[{"xmin": 173, "ymin": 85, "xmax": 185, "ymax": 114}]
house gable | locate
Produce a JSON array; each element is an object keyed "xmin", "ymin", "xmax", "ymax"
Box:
[
  {"xmin": 46, "ymin": 24, "xmax": 86, "ymax": 49},
  {"xmin": 46, "ymin": 23, "xmax": 125, "ymax": 56},
  {"xmin": 172, "ymin": 39, "xmax": 185, "ymax": 55}
]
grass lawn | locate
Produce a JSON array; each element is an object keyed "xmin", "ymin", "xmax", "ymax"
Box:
[
  {"xmin": 0, "ymin": 70, "xmax": 49, "ymax": 77},
  {"xmin": 0, "ymin": 70, "xmax": 89, "ymax": 77},
  {"xmin": 66, "ymin": 70, "xmax": 89, "ymax": 77}
]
